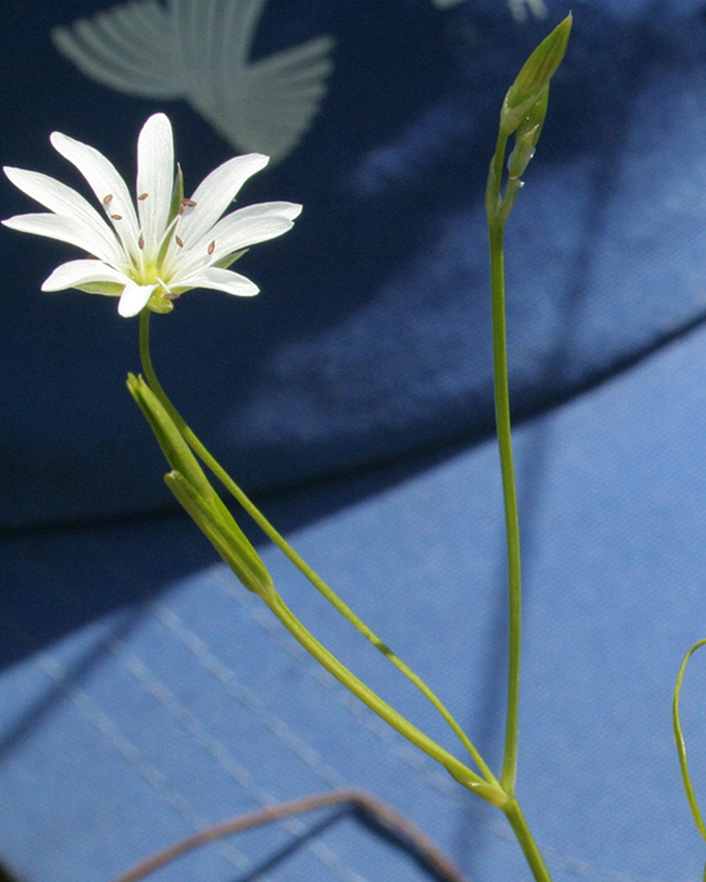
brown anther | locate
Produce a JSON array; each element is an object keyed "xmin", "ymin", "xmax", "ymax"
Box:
[
  {"xmin": 175, "ymin": 235, "xmax": 184, "ymax": 248},
  {"xmin": 163, "ymin": 292, "xmax": 181, "ymax": 301},
  {"xmin": 207, "ymin": 240, "xmax": 215, "ymax": 255},
  {"xmin": 138, "ymin": 235, "xmax": 145, "ymax": 250},
  {"xmin": 103, "ymin": 194, "xmax": 113, "ymax": 204},
  {"xmin": 138, "ymin": 192, "xmax": 149, "ymax": 200},
  {"xmin": 181, "ymin": 198, "xmax": 197, "ymax": 208},
  {"xmin": 111, "ymin": 214, "xmax": 123, "ymax": 220}
]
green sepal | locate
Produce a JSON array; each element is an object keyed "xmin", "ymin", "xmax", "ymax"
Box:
[
  {"xmin": 214, "ymin": 248, "xmax": 249, "ymax": 270},
  {"xmin": 75, "ymin": 281, "xmax": 125, "ymax": 298},
  {"xmin": 500, "ymin": 13, "xmax": 572, "ymax": 136},
  {"xmin": 168, "ymin": 163, "xmax": 185, "ymax": 226},
  {"xmin": 166, "ymin": 470, "xmax": 275, "ymax": 601}
]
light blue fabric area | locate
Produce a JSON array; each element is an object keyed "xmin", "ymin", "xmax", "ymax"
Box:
[{"xmin": 3, "ymin": 320, "xmax": 706, "ymax": 881}]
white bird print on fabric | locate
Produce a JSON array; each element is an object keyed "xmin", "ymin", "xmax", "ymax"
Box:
[{"xmin": 52, "ymin": 0, "xmax": 335, "ymax": 164}]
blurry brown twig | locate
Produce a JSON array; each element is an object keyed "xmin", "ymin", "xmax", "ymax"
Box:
[{"xmin": 109, "ymin": 788, "xmax": 466, "ymax": 882}]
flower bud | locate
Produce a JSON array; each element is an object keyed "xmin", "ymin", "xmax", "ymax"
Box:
[{"xmin": 500, "ymin": 13, "xmax": 571, "ymax": 136}]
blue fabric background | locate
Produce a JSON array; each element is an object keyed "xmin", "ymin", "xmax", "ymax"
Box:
[{"xmin": 3, "ymin": 0, "xmax": 706, "ymax": 880}]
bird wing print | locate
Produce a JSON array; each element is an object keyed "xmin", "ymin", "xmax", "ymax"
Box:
[{"xmin": 51, "ymin": 0, "xmax": 335, "ymax": 164}]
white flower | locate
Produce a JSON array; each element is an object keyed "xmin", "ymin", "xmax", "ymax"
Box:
[{"xmin": 2, "ymin": 113, "xmax": 302, "ymax": 317}]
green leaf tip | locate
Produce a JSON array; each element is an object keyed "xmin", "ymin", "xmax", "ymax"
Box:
[{"xmin": 501, "ymin": 13, "xmax": 572, "ymax": 135}]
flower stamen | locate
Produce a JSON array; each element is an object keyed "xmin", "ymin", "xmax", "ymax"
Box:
[{"xmin": 178, "ymin": 197, "xmax": 197, "ymax": 216}]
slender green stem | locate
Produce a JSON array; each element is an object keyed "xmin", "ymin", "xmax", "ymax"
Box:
[
  {"xmin": 488, "ymin": 218, "xmax": 523, "ymax": 795},
  {"xmin": 138, "ymin": 310, "xmax": 498, "ymax": 786},
  {"xmin": 485, "ymin": 122, "xmax": 552, "ymax": 880},
  {"xmin": 263, "ymin": 589, "xmax": 506, "ymax": 804},
  {"xmin": 503, "ymin": 799, "xmax": 553, "ymax": 882},
  {"xmin": 673, "ymin": 638, "xmax": 706, "ymax": 844}
]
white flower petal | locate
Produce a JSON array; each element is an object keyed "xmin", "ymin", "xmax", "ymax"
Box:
[
  {"xmin": 41, "ymin": 258, "xmax": 128, "ymax": 291},
  {"xmin": 3, "ymin": 167, "xmax": 121, "ymax": 259},
  {"xmin": 179, "ymin": 266, "xmax": 260, "ymax": 297},
  {"xmin": 178, "ymin": 153, "xmax": 270, "ymax": 243},
  {"xmin": 118, "ymin": 280, "xmax": 156, "ymax": 317},
  {"xmin": 50, "ymin": 130, "xmax": 141, "ymax": 254},
  {"xmin": 2, "ymin": 212, "xmax": 124, "ymax": 263},
  {"xmin": 173, "ymin": 204, "xmax": 298, "ymax": 279},
  {"xmin": 136, "ymin": 114, "xmax": 174, "ymax": 251}
]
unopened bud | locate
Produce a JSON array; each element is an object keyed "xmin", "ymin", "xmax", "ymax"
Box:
[{"xmin": 500, "ymin": 13, "xmax": 572, "ymax": 136}]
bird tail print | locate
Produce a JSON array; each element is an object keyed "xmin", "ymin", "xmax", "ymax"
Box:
[{"xmin": 52, "ymin": 0, "xmax": 335, "ymax": 164}]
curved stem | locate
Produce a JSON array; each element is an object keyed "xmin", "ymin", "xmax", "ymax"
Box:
[
  {"xmin": 138, "ymin": 310, "xmax": 498, "ymax": 787},
  {"xmin": 673, "ymin": 638, "xmax": 706, "ymax": 844}
]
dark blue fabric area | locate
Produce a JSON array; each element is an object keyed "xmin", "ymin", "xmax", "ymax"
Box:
[{"xmin": 5, "ymin": 1, "xmax": 706, "ymax": 526}]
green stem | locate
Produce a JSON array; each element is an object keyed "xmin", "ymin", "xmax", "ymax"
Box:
[
  {"xmin": 503, "ymin": 799, "xmax": 553, "ymax": 882},
  {"xmin": 138, "ymin": 310, "xmax": 498, "ymax": 787},
  {"xmin": 485, "ymin": 128, "xmax": 551, "ymax": 880},
  {"xmin": 673, "ymin": 638, "xmax": 706, "ymax": 845},
  {"xmin": 488, "ymin": 218, "xmax": 523, "ymax": 795},
  {"xmin": 263, "ymin": 589, "xmax": 506, "ymax": 805}
]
